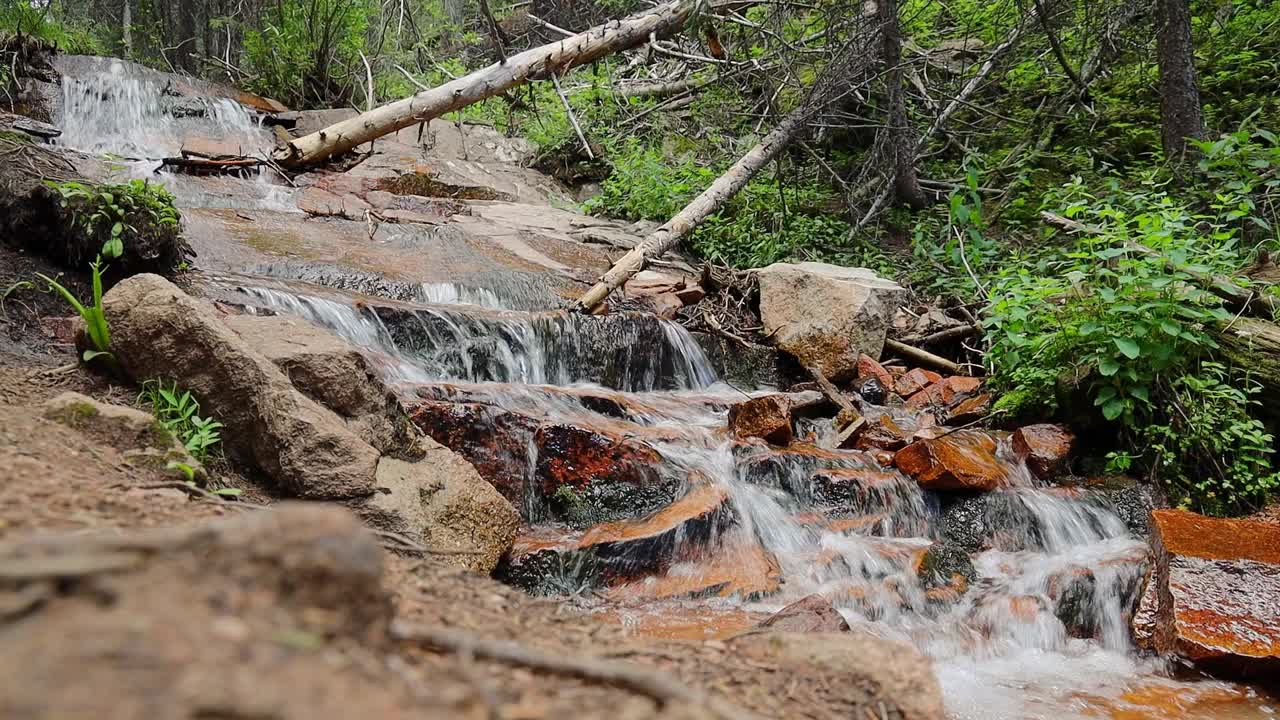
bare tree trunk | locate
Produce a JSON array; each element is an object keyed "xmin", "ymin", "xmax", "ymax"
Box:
[
  {"xmin": 574, "ymin": 105, "xmax": 813, "ymax": 312},
  {"xmin": 122, "ymin": 0, "xmax": 133, "ymax": 56},
  {"xmin": 1156, "ymin": 0, "xmax": 1204, "ymax": 162},
  {"xmin": 878, "ymin": 0, "xmax": 928, "ymax": 209},
  {"xmin": 274, "ymin": 0, "xmax": 696, "ymax": 168}
]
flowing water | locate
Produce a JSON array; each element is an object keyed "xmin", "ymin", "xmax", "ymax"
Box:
[{"xmin": 55, "ymin": 59, "xmax": 1278, "ymax": 720}]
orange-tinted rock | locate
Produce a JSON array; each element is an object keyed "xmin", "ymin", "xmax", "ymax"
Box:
[
  {"xmin": 893, "ymin": 431, "xmax": 1008, "ymax": 492},
  {"xmin": 604, "ymin": 540, "xmax": 780, "ymax": 601},
  {"xmin": 1011, "ymin": 424, "xmax": 1075, "ymax": 480},
  {"xmin": 855, "ymin": 415, "xmax": 912, "ymax": 451},
  {"xmin": 946, "ymin": 393, "xmax": 992, "ymax": 424},
  {"xmin": 904, "ymin": 376, "xmax": 981, "ymax": 410},
  {"xmin": 857, "ymin": 354, "xmax": 894, "ymax": 391},
  {"xmin": 728, "ymin": 395, "xmax": 794, "ymax": 446},
  {"xmin": 1148, "ymin": 509, "xmax": 1280, "ymax": 682},
  {"xmin": 533, "ymin": 423, "xmax": 667, "ymax": 507},
  {"xmin": 895, "ymin": 368, "xmax": 941, "ymax": 397},
  {"xmin": 945, "ymin": 376, "xmax": 983, "ymax": 397},
  {"xmin": 577, "ymin": 482, "xmax": 731, "ymax": 550},
  {"xmin": 409, "ymin": 401, "xmax": 537, "ymax": 503},
  {"xmin": 759, "ymin": 594, "xmax": 851, "ymax": 633}
]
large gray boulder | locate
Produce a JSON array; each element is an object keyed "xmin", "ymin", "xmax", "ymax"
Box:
[
  {"xmin": 101, "ymin": 274, "xmax": 380, "ymax": 499},
  {"xmin": 222, "ymin": 313, "xmax": 419, "ymax": 458},
  {"xmin": 756, "ymin": 262, "xmax": 908, "ymax": 381}
]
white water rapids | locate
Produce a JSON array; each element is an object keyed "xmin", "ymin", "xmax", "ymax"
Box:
[{"xmin": 55, "ymin": 58, "xmax": 1277, "ymax": 720}]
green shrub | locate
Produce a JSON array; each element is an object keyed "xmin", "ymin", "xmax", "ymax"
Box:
[{"xmin": 47, "ymin": 179, "xmax": 181, "ymax": 264}]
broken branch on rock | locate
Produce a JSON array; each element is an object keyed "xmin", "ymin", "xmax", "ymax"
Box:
[{"xmin": 883, "ymin": 338, "xmax": 964, "ymax": 375}]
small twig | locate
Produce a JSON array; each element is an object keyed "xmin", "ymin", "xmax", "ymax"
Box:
[{"xmin": 525, "ymin": 13, "xmax": 574, "ymax": 37}]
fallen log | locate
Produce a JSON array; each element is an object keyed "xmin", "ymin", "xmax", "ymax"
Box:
[
  {"xmin": 574, "ymin": 100, "xmax": 813, "ymax": 312},
  {"xmin": 273, "ymin": 0, "xmax": 696, "ymax": 168},
  {"xmin": 1218, "ymin": 318, "xmax": 1280, "ymax": 425},
  {"xmin": 159, "ymin": 156, "xmax": 263, "ymax": 176},
  {"xmin": 884, "ymin": 339, "xmax": 964, "ymax": 376}
]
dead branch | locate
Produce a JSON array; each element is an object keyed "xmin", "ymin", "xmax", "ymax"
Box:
[
  {"xmin": 275, "ymin": 0, "xmax": 696, "ymax": 168},
  {"xmin": 884, "ymin": 338, "xmax": 964, "ymax": 375}
]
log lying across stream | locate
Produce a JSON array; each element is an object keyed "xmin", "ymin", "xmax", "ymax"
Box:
[{"xmin": 273, "ymin": 0, "xmax": 696, "ymax": 169}]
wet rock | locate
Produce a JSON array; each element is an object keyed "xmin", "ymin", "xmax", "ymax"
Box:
[
  {"xmin": 857, "ymin": 354, "xmax": 895, "ymax": 391},
  {"xmin": 857, "ymin": 375, "xmax": 888, "ymax": 405},
  {"xmin": 1047, "ymin": 565, "xmax": 1101, "ymax": 639},
  {"xmin": 854, "ymin": 414, "xmax": 912, "ymax": 452},
  {"xmin": 408, "ymin": 400, "xmax": 537, "ymax": 505},
  {"xmin": 946, "ymin": 393, "xmax": 992, "ymax": 424},
  {"xmin": 223, "ymin": 313, "xmax": 417, "ymax": 457},
  {"xmin": 938, "ymin": 491, "xmax": 1043, "ymax": 553},
  {"xmin": 691, "ymin": 332, "xmax": 784, "ymax": 389},
  {"xmin": 732, "ymin": 632, "xmax": 945, "ymax": 720},
  {"xmin": 603, "ymin": 539, "xmax": 778, "ymax": 602},
  {"xmin": 917, "ymin": 543, "xmax": 975, "ymax": 594},
  {"xmin": 728, "ymin": 395, "xmax": 794, "ymax": 446},
  {"xmin": 810, "ymin": 467, "xmax": 907, "ymax": 510},
  {"xmin": 1012, "ymin": 424, "xmax": 1075, "ymax": 480},
  {"xmin": 500, "ymin": 483, "xmax": 736, "ymax": 593},
  {"xmin": 758, "ymin": 594, "xmax": 851, "ymax": 633},
  {"xmin": 297, "ymin": 186, "xmax": 371, "ymax": 218},
  {"xmin": 534, "ymin": 423, "xmax": 675, "ymax": 524},
  {"xmin": 1132, "ymin": 570, "xmax": 1160, "ymax": 650},
  {"xmin": 904, "ymin": 376, "xmax": 982, "ymax": 410},
  {"xmin": 1084, "ymin": 476, "xmax": 1160, "ymax": 536},
  {"xmin": 896, "ymin": 368, "xmax": 941, "ymax": 397},
  {"xmin": 360, "ymin": 452, "xmax": 519, "ymax": 574},
  {"xmin": 1147, "ymin": 509, "xmax": 1280, "ymax": 681},
  {"xmin": 894, "ymin": 431, "xmax": 1008, "ymax": 492},
  {"xmin": 42, "ymin": 391, "xmax": 205, "ymax": 481},
  {"xmin": 102, "ymin": 274, "xmax": 379, "ymax": 499},
  {"xmin": 757, "ymin": 262, "xmax": 908, "ymax": 382}
]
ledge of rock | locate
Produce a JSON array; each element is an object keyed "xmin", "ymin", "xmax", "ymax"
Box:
[
  {"xmin": 757, "ymin": 262, "xmax": 908, "ymax": 382},
  {"xmin": 1012, "ymin": 424, "xmax": 1075, "ymax": 480},
  {"xmin": 1145, "ymin": 509, "xmax": 1280, "ymax": 682},
  {"xmin": 42, "ymin": 391, "xmax": 206, "ymax": 482},
  {"xmin": 223, "ymin": 312, "xmax": 418, "ymax": 457}
]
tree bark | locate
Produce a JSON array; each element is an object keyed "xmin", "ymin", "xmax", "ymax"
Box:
[
  {"xmin": 1156, "ymin": 0, "xmax": 1204, "ymax": 162},
  {"xmin": 122, "ymin": 0, "xmax": 133, "ymax": 57},
  {"xmin": 274, "ymin": 0, "xmax": 696, "ymax": 168},
  {"xmin": 878, "ymin": 0, "xmax": 928, "ymax": 209},
  {"xmin": 573, "ymin": 104, "xmax": 813, "ymax": 312}
]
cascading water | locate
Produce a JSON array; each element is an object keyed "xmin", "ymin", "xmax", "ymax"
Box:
[{"xmin": 56, "ymin": 58, "xmax": 1275, "ymax": 719}]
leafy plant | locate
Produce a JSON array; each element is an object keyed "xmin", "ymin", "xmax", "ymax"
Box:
[
  {"xmin": 139, "ymin": 381, "xmax": 224, "ymax": 461},
  {"xmin": 47, "ymin": 179, "xmax": 181, "ymax": 261},
  {"xmin": 35, "ymin": 257, "xmax": 113, "ymax": 366}
]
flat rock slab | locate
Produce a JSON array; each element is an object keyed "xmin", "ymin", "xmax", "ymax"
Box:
[
  {"xmin": 894, "ymin": 431, "xmax": 1010, "ymax": 492},
  {"xmin": 1147, "ymin": 509, "xmax": 1280, "ymax": 682}
]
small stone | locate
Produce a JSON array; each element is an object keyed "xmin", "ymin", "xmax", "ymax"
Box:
[
  {"xmin": 758, "ymin": 594, "xmax": 850, "ymax": 633},
  {"xmin": 728, "ymin": 395, "xmax": 794, "ymax": 446},
  {"xmin": 1011, "ymin": 424, "xmax": 1075, "ymax": 480},
  {"xmin": 894, "ymin": 431, "xmax": 1008, "ymax": 492},
  {"xmin": 854, "ymin": 415, "xmax": 911, "ymax": 452},
  {"xmin": 946, "ymin": 393, "xmax": 992, "ymax": 424},
  {"xmin": 856, "ymin": 354, "xmax": 894, "ymax": 391},
  {"xmin": 895, "ymin": 368, "xmax": 942, "ymax": 397}
]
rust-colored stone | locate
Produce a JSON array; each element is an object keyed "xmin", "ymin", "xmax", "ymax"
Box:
[
  {"xmin": 893, "ymin": 431, "xmax": 1009, "ymax": 492},
  {"xmin": 895, "ymin": 368, "xmax": 941, "ymax": 397},
  {"xmin": 1011, "ymin": 424, "xmax": 1075, "ymax": 480},
  {"xmin": 408, "ymin": 401, "xmax": 536, "ymax": 503},
  {"xmin": 728, "ymin": 395, "xmax": 794, "ymax": 446},
  {"xmin": 854, "ymin": 415, "xmax": 912, "ymax": 451},
  {"xmin": 946, "ymin": 393, "xmax": 992, "ymax": 424},
  {"xmin": 1148, "ymin": 509, "xmax": 1280, "ymax": 681},
  {"xmin": 577, "ymin": 482, "xmax": 730, "ymax": 549},
  {"xmin": 758, "ymin": 594, "xmax": 851, "ymax": 633},
  {"xmin": 533, "ymin": 423, "xmax": 664, "ymax": 498},
  {"xmin": 604, "ymin": 540, "xmax": 781, "ymax": 601},
  {"xmin": 856, "ymin": 354, "xmax": 895, "ymax": 391}
]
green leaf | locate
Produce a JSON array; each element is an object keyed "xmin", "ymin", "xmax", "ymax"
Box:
[
  {"xmin": 1098, "ymin": 357, "xmax": 1121, "ymax": 376},
  {"xmin": 1102, "ymin": 398, "xmax": 1126, "ymax": 421},
  {"xmin": 82, "ymin": 349, "xmax": 113, "ymax": 363},
  {"xmin": 1159, "ymin": 320, "xmax": 1182, "ymax": 336},
  {"xmin": 1129, "ymin": 386, "xmax": 1150, "ymax": 403},
  {"xmin": 1114, "ymin": 337, "xmax": 1142, "ymax": 359}
]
